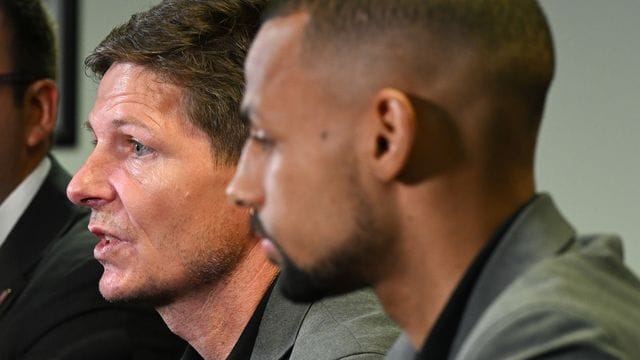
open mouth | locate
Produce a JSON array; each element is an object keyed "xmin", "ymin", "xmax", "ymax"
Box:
[{"xmin": 94, "ymin": 234, "xmax": 129, "ymax": 261}]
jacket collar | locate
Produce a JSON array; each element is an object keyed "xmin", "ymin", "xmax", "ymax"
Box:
[
  {"xmin": 449, "ymin": 193, "xmax": 576, "ymax": 357},
  {"xmin": 250, "ymin": 276, "xmax": 312, "ymax": 360},
  {"xmin": 0, "ymin": 157, "xmax": 84, "ymax": 318}
]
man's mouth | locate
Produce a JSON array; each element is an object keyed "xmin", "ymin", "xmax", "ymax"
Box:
[
  {"xmin": 259, "ymin": 237, "xmax": 284, "ymax": 265},
  {"xmin": 249, "ymin": 212, "xmax": 284, "ymax": 264},
  {"xmin": 89, "ymin": 226, "xmax": 130, "ymax": 262}
]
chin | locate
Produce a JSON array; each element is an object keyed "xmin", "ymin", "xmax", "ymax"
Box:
[
  {"xmin": 98, "ymin": 274, "xmax": 132, "ymax": 303},
  {"xmin": 98, "ymin": 270, "xmax": 141, "ymax": 303},
  {"xmin": 277, "ymin": 254, "xmax": 367, "ymax": 303},
  {"xmin": 99, "ymin": 272, "xmax": 177, "ymax": 307},
  {"xmin": 99, "ymin": 286, "xmax": 126, "ymax": 303}
]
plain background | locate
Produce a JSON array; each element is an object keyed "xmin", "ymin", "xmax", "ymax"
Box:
[{"xmin": 51, "ymin": 0, "xmax": 640, "ymax": 272}]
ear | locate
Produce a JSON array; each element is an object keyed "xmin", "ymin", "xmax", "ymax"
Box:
[
  {"xmin": 369, "ymin": 88, "xmax": 416, "ymax": 181},
  {"xmin": 22, "ymin": 79, "xmax": 59, "ymax": 148}
]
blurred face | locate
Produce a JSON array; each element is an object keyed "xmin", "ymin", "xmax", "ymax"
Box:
[
  {"xmin": 67, "ymin": 63, "xmax": 250, "ymax": 305},
  {"xmin": 0, "ymin": 18, "xmax": 27, "ymax": 204},
  {"xmin": 227, "ymin": 14, "xmax": 385, "ymax": 301}
]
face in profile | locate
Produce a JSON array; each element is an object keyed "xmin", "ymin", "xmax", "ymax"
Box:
[
  {"xmin": 228, "ymin": 14, "xmax": 386, "ymax": 302},
  {"xmin": 67, "ymin": 63, "xmax": 250, "ymax": 305},
  {"xmin": 0, "ymin": 25, "xmax": 27, "ymax": 203}
]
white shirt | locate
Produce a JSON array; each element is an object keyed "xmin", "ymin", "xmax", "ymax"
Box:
[{"xmin": 0, "ymin": 157, "xmax": 52, "ymax": 248}]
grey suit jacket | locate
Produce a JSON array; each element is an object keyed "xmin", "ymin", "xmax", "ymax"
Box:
[
  {"xmin": 389, "ymin": 194, "xmax": 640, "ymax": 359},
  {"xmin": 251, "ymin": 279, "xmax": 399, "ymax": 360}
]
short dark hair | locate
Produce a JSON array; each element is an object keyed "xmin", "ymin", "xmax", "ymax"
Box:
[
  {"xmin": 264, "ymin": 0, "xmax": 555, "ymax": 118},
  {"xmin": 0, "ymin": 0, "xmax": 57, "ymax": 103},
  {"xmin": 85, "ymin": 0, "xmax": 267, "ymax": 165}
]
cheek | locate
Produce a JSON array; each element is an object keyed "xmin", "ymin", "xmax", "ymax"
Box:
[
  {"xmin": 125, "ymin": 157, "xmax": 173, "ymax": 189},
  {"xmin": 116, "ymin": 164, "xmax": 193, "ymax": 250},
  {"xmin": 263, "ymin": 150, "xmax": 354, "ymax": 254},
  {"xmin": 255, "ymin": 120, "xmax": 357, "ymax": 242},
  {"xmin": 263, "ymin": 153, "xmax": 303, "ymax": 220},
  {"xmin": 136, "ymin": 165, "xmax": 246, "ymax": 251}
]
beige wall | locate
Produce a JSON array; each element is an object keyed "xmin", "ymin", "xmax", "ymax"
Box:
[
  {"xmin": 52, "ymin": 0, "xmax": 640, "ymax": 272},
  {"xmin": 53, "ymin": 0, "xmax": 161, "ymax": 173},
  {"xmin": 537, "ymin": 0, "xmax": 640, "ymax": 272}
]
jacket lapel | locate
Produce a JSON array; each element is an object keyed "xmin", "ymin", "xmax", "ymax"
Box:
[
  {"xmin": 449, "ymin": 194, "xmax": 576, "ymax": 358},
  {"xmin": 0, "ymin": 158, "xmax": 81, "ymax": 320},
  {"xmin": 250, "ymin": 277, "xmax": 312, "ymax": 360}
]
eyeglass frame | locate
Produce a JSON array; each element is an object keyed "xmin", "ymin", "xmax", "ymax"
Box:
[{"xmin": 0, "ymin": 73, "xmax": 35, "ymax": 85}]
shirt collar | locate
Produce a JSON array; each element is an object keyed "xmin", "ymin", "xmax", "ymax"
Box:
[
  {"xmin": 416, "ymin": 195, "xmax": 536, "ymax": 359},
  {"xmin": 180, "ymin": 280, "xmax": 276, "ymax": 360},
  {"xmin": 0, "ymin": 157, "xmax": 52, "ymax": 248}
]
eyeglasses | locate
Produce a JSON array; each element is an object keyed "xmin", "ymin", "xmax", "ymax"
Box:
[{"xmin": 0, "ymin": 73, "xmax": 34, "ymax": 85}]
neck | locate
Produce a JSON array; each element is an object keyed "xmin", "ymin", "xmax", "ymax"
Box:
[
  {"xmin": 157, "ymin": 244, "xmax": 279, "ymax": 360},
  {"xmin": 373, "ymin": 173, "xmax": 533, "ymax": 349}
]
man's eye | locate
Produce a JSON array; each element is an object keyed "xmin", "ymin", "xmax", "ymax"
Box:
[
  {"xmin": 130, "ymin": 140, "xmax": 153, "ymax": 156},
  {"xmin": 250, "ymin": 129, "xmax": 275, "ymax": 148},
  {"xmin": 251, "ymin": 134, "xmax": 273, "ymax": 146}
]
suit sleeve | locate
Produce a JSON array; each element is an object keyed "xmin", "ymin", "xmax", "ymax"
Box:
[
  {"xmin": 20, "ymin": 306, "xmax": 186, "ymax": 360},
  {"xmin": 455, "ymin": 305, "xmax": 621, "ymax": 360},
  {"xmin": 12, "ymin": 225, "xmax": 186, "ymax": 360}
]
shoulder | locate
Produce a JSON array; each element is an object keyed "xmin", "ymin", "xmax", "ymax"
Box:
[
  {"xmin": 456, "ymin": 234, "xmax": 640, "ymax": 359},
  {"xmin": 39, "ymin": 212, "xmax": 97, "ymax": 273},
  {"xmin": 25, "ymin": 212, "xmax": 103, "ymax": 302},
  {"xmin": 291, "ymin": 288, "xmax": 399, "ymax": 359},
  {"xmin": 7, "ymin": 213, "xmax": 186, "ymax": 359}
]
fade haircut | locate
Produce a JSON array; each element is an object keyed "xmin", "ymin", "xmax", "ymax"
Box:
[
  {"xmin": 0, "ymin": 0, "xmax": 57, "ymax": 104},
  {"xmin": 85, "ymin": 0, "xmax": 267, "ymax": 164},
  {"xmin": 264, "ymin": 0, "xmax": 555, "ymax": 119}
]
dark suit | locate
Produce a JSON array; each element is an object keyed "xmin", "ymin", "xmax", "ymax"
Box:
[{"xmin": 0, "ymin": 157, "xmax": 185, "ymax": 360}]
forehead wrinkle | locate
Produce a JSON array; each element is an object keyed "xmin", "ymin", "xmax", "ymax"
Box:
[
  {"xmin": 97, "ymin": 85, "xmax": 187, "ymax": 134},
  {"xmin": 97, "ymin": 63, "xmax": 187, "ymax": 128},
  {"xmin": 100, "ymin": 94, "xmax": 164, "ymax": 128}
]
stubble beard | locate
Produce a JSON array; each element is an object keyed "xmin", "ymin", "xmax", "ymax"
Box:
[
  {"xmin": 101, "ymin": 235, "xmax": 249, "ymax": 308},
  {"xmin": 262, "ymin": 191, "xmax": 381, "ymax": 303}
]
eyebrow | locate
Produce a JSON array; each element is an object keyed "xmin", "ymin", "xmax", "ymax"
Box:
[
  {"xmin": 239, "ymin": 105, "xmax": 252, "ymax": 126},
  {"xmin": 83, "ymin": 117, "xmax": 155, "ymax": 133},
  {"xmin": 83, "ymin": 120, "xmax": 93, "ymax": 132}
]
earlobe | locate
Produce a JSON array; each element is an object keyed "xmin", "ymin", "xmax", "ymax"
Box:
[
  {"xmin": 23, "ymin": 79, "xmax": 59, "ymax": 147},
  {"xmin": 370, "ymin": 88, "xmax": 416, "ymax": 181}
]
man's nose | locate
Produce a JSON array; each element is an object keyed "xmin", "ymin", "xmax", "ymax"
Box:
[
  {"xmin": 66, "ymin": 150, "xmax": 115, "ymax": 209},
  {"xmin": 226, "ymin": 144, "xmax": 265, "ymax": 210}
]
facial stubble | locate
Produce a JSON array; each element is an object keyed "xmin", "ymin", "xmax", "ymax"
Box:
[
  {"xmin": 101, "ymin": 229, "xmax": 249, "ymax": 308},
  {"xmin": 252, "ymin": 185, "xmax": 380, "ymax": 303}
]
